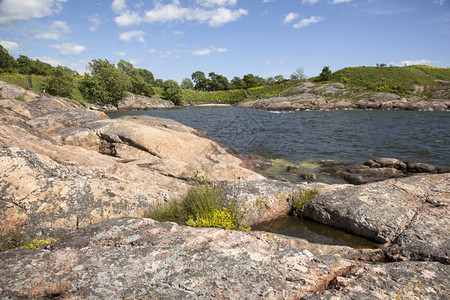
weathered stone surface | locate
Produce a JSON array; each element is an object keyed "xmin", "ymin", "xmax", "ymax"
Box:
[
  {"xmin": 302, "ymin": 173, "xmax": 450, "ymax": 261},
  {"xmin": 0, "ymin": 218, "xmax": 356, "ymax": 299},
  {"xmin": 236, "ymin": 81, "xmax": 450, "ymax": 111},
  {"xmin": 117, "ymin": 92, "xmax": 175, "ymax": 110},
  {"xmin": 306, "ymin": 261, "xmax": 450, "ymax": 300},
  {"xmin": 321, "ymin": 157, "xmax": 447, "ymax": 185},
  {"xmin": 0, "ymin": 81, "xmax": 264, "ymax": 232}
]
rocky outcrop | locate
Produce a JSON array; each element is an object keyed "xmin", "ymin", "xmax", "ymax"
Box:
[
  {"xmin": 237, "ymin": 81, "xmax": 450, "ymax": 111},
  {"xmin": 320, "ymin": 157, "xmax": 449, "ymax": 185},
  {"xmin": 0, "ymin": 217, "xmax": 447, "ymax": 299},
  {"xmin": 302, "ymin": 173, "xmax": 449, "ymax": 262},
  {"xmin": 0, "ymin": 81, "xmax": 264, "ymax": 232},
  {"xmin": 116, "ymin": 92, "xmax": 175, "ymax": 110}
]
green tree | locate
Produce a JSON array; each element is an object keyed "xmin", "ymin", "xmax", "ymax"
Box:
[
  {"xmin": 43, "ymin": 65, "xmax": 75, "ymax": 97},
  {"xmin": 0, "ymin": 45, "xmax": 17, "ymax": 72},
  {"xmin": 154, "ymin": 79, "xmax": 164, "ymax": 88},
  {"xmin": 117, "ymin": 60, "xmax": 153, "ymax": 96},
  {"xmin": 30, "ymin": 59, "xmax": 52, "ymax": 76},
  {"xmin": 180, "ymin": 78, "xmax": 194, "ymax": 90},
  {"xmin": 319, "ymin": 66, "xmax": 332, "ymax": 81},
  {"xmin": 162, "ymin": 79, "xmax": 183, "ymax": 105},
  {"xmin": 80, "ymin": 59, "xmax": 131, "ymax": 104},
  {"xmin": 16, "ymin": 55, "xmax": 32, "ymax": 74},
  {"xmin": 230, "ymin": 76, "xmax": 246, "ymax": 89},
  {"xmin": 191, "ymin": 71, "xmax": 208, "ymax": 91},
  {"xmin": 136, "ymin": 68, "xmax": 154, "ymax": 84},
  {"xmin": 274, "ymin": 75, "xmax": 285, "ymax": 83}
]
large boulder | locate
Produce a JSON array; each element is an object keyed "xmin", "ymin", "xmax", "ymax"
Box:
[
  {"xmin": 117, "ymin": 92, "xmax": 175, "ymax": 110},
  {"xmin": 302, "ymin": 174, "xmax": 450, "ymax": 263}
]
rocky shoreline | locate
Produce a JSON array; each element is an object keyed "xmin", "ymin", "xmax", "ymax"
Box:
[
  {"xmin": 236, "ymin": 81, "xmax": 450, "ymax": 111},
  {"xmin": 1, "ymin": 80, "xmax": 449, "ymax": 299}
]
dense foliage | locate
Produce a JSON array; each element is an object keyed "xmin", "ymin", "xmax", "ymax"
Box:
[
  {"xmin": 80, "ymin": 59, "xmax": 132, "ymax": 104},
  {"xmin": 162, "ymin": 79, "xmax": 184, "ymax": 105},
  {"xmin": 43, "ymin": 66, "xmax": 75, "ymax": 97}
]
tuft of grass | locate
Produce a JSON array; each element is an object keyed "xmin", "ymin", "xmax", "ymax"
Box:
[
  {"xmin": 0, "ymin": 229, "xmax": 57, "ymax": 251},
  {"xmin": 15, "ymin": 95, "xmax": 26, "ymax": 102},
  {"xmin": 292, "ymin": 187, "xmax": 319, "ymax": 217},
  {"xmin": 146, "ymin": 173, "xmax": 249, "ymax": 231}
]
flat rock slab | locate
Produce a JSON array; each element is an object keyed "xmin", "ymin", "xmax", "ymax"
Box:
[
  {"xmin": 302, "ymin": 174, "xmax": 449, "ymax": 245},
  {"xmin": 306, "ymin": 261, "xmax": 450, "ymax": 300},
  {"xmin": 0, "ymin": 218, "xmax": 355, "ymax": 299}
]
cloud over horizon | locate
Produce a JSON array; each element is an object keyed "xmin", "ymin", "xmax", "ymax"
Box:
[{"xmin": 0, "ymin": 0, "xmax": 67, "ymax": 24}]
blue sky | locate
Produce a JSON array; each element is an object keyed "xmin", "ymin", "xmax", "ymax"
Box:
[{"xmin": 0, "ymin": 0, "xmax": 449, "ymax": 83}]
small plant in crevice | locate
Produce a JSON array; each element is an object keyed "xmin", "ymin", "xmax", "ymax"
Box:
[
  {"xmin": 146, "ymin": 172, "xmax": 250, "ymax": 231},
  {"xmin": 291, "ymin": 187, "xmax": 320, "ymax": 217},
  {"xmin": 0, "ymin": 228, "xmax": 58, "ymax": 251}
]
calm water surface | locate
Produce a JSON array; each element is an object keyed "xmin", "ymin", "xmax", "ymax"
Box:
[
  {"xmin": 108, "ymin": 107, "xmax": 448, "ymax": 247},
  {"xmin": 108, "ymin": 107, "xmax": 449, "ymax": 166}
]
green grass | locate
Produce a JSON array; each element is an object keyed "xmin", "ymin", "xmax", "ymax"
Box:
[
  {"xmin": 0, "ymin": 229, "xmax": 57, "ymax": 251},
  {"xmin": 291, "ymin": 187, "xmax": 320, "ymax": 217},
  {"xmin": 146, "ymin": 175, "xmax": 249, "ymax": 231},
  {"xmin": 326, "ymin": 65, "xmax": 450, "ymax": 96}
]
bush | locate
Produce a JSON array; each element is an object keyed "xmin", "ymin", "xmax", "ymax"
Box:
[
  {"xmin": 162, "ymin": 80, "xmax": 183, "ymax": 105},
  {"xmin": 44, "ymin": 65, "xmax": 75, "ymax": 97},
  {"xmin": 146, "ymin": 173, "xmax": 249, "ymax": 231}
]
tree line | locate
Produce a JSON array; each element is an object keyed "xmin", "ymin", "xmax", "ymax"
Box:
[{"xmin": 1, "ymin": 45, "xmax": 331, "ymax": 106}]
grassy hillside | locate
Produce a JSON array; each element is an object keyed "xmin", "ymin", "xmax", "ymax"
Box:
[
  {"xmin": 327, "ymin": 65, "xmax": 450, "ymax": 95},
  {"xmin": 2, "ymin": 65, "xmax": 449, "ymax": 105}
]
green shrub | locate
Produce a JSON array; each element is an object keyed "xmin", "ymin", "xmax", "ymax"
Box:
[
  {"xmin": 146, "ymin": 173, "xmax": 249, "ymax": 231},
  {"xmin": 292, "ymin": 187, "xmax": 319, "ymax": 217},
  {"xmin": 0, "ymin": 229, "xmax": 57, "ymax": 251},
  {"xmin": 187, "ymin": 207, "xmax": 236, "ymax": 230}
]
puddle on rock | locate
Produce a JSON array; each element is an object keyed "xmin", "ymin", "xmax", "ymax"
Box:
[{"xmin": 252, "ymin": 215, "xmax": 380, "ymax": 249}]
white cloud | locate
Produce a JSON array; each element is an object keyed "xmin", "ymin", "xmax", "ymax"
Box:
[
  {"xmin": 114, "ymin": 1, "xmax": 247, "ymax": 27},
  {"xmin": 144, "ymin": 2, "xmax": 189, "ymax": 23},
  {"xmin": 192, "ymin": 45, "xmax": 227, "ymax": 56},
  {"xmin": 331, "ymin": 0, "xmax": 351, "ymax": 4},
  {"xmin": 265, "ymin": 60, "xmax": 285, "ymax": 65},
  {"xmin": 119, "ymin": 30, "xmax": 146, "ymax": 43},
  {"xmin": 112, "ymin": 0, "xmax": 127, "ymax": 14},
  {"xmin": 207, "ymin": 7, "xmax": 248, "ymax": 27},
  {"xmin": 89, "ymin": 15, "xmax": 101, "ymax": 32},
  {"xmin": 115, "ymin": 10, "xmax": 142, "ymax": 26},
  {"xmin": 35, "ymin": 20, "xmax": 70, "ymax": 40},
  {"xmin": 293, "ymin": 16, "xmax": 324, "ymax": 28},
  {"xmin": 0, "ymin": 40, "xmax": 19, "ymax": 52},
  {"xmin": 283, "ymin": 12, "xmax": 299, "ymax": 24},
  {"xmin": 49, "ymin": 43, "xmax": 86, "ymax": 56},
  {"xmin": 0, "ymin": 0, "xmax": 67, "ymax": 24},
  {"xmin": 197, "ymin": 0, "xmax": 237, "ymax": 7},
  {"xmin": 262, "ymin": 0, "xmax": 275, "ymax": 3},
  {"xmin": 115, "ymin": 51, "xmax": 126, "ymax": 57},
  {"xmin": 392, "ymin": 59, "xmax": 432, "ymax": 66},
  {"xmin": 302, "ymin": 0, "xmax": 319, "ymax": 4},
  {"xmin": 433, "ymin": 0, "xmax": 445, "ymax": 5},
  {"xmin": 149, "ymin": 48, "xmax": 156, "ymax": 54},
  {"xmin": 193, "ymin": 48, "xmax": 211, "ymax": 56}
]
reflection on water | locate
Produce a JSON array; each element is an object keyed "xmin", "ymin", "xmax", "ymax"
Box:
[{"xmin": 252, "ymin": 215, "xmax": 380, "ymax": 249}]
